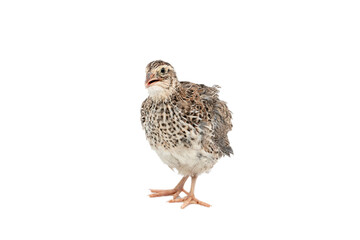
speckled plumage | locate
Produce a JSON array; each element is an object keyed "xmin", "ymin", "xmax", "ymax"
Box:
[{"xmin": 141, "ymin": 60, "xmax": 233, "ymax": 176}]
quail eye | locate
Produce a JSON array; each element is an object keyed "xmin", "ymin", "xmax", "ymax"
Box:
[{"xmin": 160, "ymin": 68, "xmax": 166, "ymax": 74}]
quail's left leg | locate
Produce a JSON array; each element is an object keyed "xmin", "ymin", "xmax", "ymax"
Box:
[
  {"xmin": 149, "ymin": 176, "xmax": 189, "ymax": 199},
  {"xmin": 169, "ymin": 175, "xmax": 211, "ymax": 209}
]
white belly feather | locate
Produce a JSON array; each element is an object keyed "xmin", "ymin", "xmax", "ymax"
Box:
[{"xmin": 154, "ymin": 144, "xmax": 217, "ymax": 176}]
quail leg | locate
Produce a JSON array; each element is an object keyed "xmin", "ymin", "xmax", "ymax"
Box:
[
  {"xmin": 169, "ymin": 176, "xmax": 211, "ymax": 209},
  {"xmin": 149, "ymin": 176, "xmax": 189, "ymax": 199}
]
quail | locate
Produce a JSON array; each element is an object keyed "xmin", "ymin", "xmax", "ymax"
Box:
[{"xmin": 141, "ymin": 60, "xmax": 233, "ymax": 208}]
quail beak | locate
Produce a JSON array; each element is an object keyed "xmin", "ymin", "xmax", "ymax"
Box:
[{"xmin": 145, "ymin": 73, "xmax": 161, "ymax": 88}]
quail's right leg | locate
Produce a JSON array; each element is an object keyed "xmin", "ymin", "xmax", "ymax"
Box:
[{"xmin": 149, "ymin": 176, "xmax": 189, "ymax": 199}]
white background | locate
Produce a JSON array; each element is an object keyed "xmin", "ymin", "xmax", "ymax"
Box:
[{"xmin": 0, "ymin": 0, "xmax": 359, "ymax": 239}]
